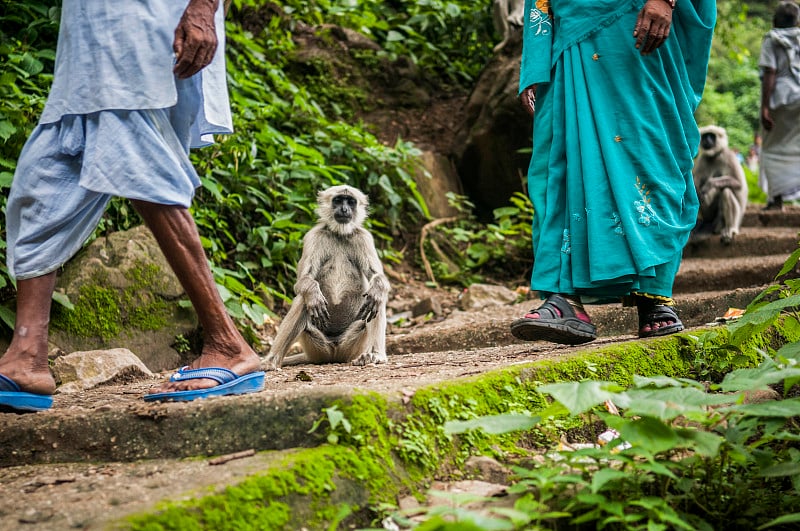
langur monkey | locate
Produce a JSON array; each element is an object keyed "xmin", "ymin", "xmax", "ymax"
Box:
[
  {"xmin": 693, "ymin": 125, "xmax": 748, "ymax": 245},
  {"xmin": 493, "ymin": 0, "xmax": 525, "ymax": 52},
  {"xmin": 265, "ymin": 185, "xmax": 390, "ymax": 368}
]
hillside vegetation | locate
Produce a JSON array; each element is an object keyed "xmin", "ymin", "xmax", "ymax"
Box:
[{"xmin": 0, "ymin": 0, "xmax": 774, "ymax": 333}]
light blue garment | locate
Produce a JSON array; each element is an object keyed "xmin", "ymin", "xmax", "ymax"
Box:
[
  {"xmin": 7, "ymin": 81, "xmax": 201, "ymax": 279},
  {"xmin": 6, "ymin": 0, "xmax": 232, "ymax": 279},
  {"xmin": 40, "ymin": 0, "xmax": 232, "ymax": 146},
  {"xmin": 519, "ymin": 0, "xmax": 715, "ymax": 300},
  {"xmin": 758, "ymin": 27, "xmax": 800, "ymax": 110}
]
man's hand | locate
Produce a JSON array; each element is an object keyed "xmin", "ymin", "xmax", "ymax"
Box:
[
  {"xmin": 520, "ymin": 85, "xmax": 537, "ymax": 117},
  {"xmin": 634, "ymin": 0, "xmax": 673, "ymax": 55},
  {"xmin": 761, "ymin": 106, "xmax": 774, "ymax": 131},
  {"xmin": 173, "ymin": 0, "xmax": 219, "ymax": 79}
]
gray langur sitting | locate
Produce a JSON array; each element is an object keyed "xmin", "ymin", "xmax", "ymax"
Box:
[
  {"xmin": 493, "ymin": 0, "xmax": 525, "ymax": 52},
  {"xmin": 693, "ymin": 125, "xmax": 748, "ymax": 245},
  {"xmin": 265, "ymin": 185, "xmax": 390, "ymax": 368}
]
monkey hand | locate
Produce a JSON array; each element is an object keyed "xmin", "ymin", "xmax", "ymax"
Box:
[
  {"xmin": 356, "ymin": 292, "xmax": 382, "ymax": 323},
  {"xmin": 305, "ymin": 291, "xmax": 330, "ymax": 329},
  {"xmin": 634, "ymin": 0, "xmax": 672, "ymax": 55}
]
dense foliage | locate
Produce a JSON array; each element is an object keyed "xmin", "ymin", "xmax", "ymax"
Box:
[
  {"xmin": 399, "ymin": 254, "xmax": 800, "ymax": 530},
  {"xmin": 0, "ymin": 0, "xmax": 779, "ymax": 332}
]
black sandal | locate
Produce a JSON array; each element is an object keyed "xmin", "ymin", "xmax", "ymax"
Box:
[
  {"xmin": 636, "ymin": 298, "xmax": 684, "ymax": 338},
  {"xmin": 511, "ymin": 294, "xmax": 597, "ymax": 345}
]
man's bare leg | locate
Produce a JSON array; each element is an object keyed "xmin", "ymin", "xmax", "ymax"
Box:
[
  {"xmin": 0, "ymin": 272, "xmax": 58, "ymax": 395},
  {"xmin": 132, "ymin": 200, "xmax": 261, "ymax": 394}
]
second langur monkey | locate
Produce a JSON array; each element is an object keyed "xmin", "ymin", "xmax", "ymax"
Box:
[
  {"xmin": 493, "ymin": 0, "xmax": 525, "ymax": 52},
  {"xmin": 265, "ymin": 185, "xmax": 390, "ymax": 368},
  {"xmin": 693, "ymin": 125, "xmax": 748, "ymax": 245}
]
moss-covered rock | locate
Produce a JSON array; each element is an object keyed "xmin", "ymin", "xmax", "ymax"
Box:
[{"xmin": 50, "ymin": 225, "xmax": 198, "ymax": 371}]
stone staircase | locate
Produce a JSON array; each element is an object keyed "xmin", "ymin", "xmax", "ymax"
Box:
[{"xmin": 0, "ymin": 205, "xmax": 797, "ymax": 530}]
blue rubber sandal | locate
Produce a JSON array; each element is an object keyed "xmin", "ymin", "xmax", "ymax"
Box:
[
  {"xmin": 0, "ymin": 373, "xmax": 54, "ymax": 412},
  {"xmin": 143, "ymin": 366, "xmax": 266, "ymax": 403}
]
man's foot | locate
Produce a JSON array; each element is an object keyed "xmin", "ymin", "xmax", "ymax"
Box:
[
  {"xmin": 0, "ymin": 349, "xmax": 57, "ymax": 397},
  {"xmin": 146, "ymin": 342, "xmax": 263, "ymax": 398},
  {"xmin": 636, "ymin": 296, "xmax": 684, "ymax": 338},
  {"xmin": 510, "ymin": 294, "xmax": 597, "ymax": 345},
  {"xmin": 763, "ymin": 196, "xmax": 783, "ymax": 211},
  {"xmin": 0, "ymin": 346, "xmax": 57, "ymax": 413}
]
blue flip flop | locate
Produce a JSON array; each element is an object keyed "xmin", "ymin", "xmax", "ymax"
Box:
[
  {"xmin": 0, "ymin": 373, "xmax": 54, "ymax": 412},
  {"xmin": 143, "ymin": 366, "xmax": 266, "ymax": 402}
]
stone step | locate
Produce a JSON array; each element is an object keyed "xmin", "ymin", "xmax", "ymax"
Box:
[
  {"xmin": 0, "ymin": 286, "xmax": 768, "ymax": 469},
  {"xmin": 683, "ymin": 226, "xmax": 798, "ymax": 259},
  {"xmin": 674, "ymin": 253, "xmax": 791, "ymax": 294},
  {"xmin": 742, "ymin": 204, "xmax": 800, "ymax": 228}
]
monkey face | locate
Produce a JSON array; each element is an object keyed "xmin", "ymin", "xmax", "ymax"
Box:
[
  {"xmin": 332, "ymin": 194, "xmax": 358, "ymax": 224},
  {"xmin": 700, "ymin": 132, "xmax": 717, "ymax": 151}
]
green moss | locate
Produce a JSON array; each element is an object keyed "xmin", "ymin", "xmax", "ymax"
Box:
[
  {"xmin": 124, "ymin": 327, "xmax": 785, "ymax": 530},
  {"xmin": 53, "ymin": 284, "xmax": 122, "ymax": 339},
  {"xmin": 52, "ymin": 260, "xmax": 173, "ymax": 339}
]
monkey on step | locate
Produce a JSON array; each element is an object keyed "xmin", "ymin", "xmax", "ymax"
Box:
[
  {"xmin": 693, "ymin": 125, "xmax": 748, "ymax": 245},
  {"xmin": 265, "ymin": 185, "xmax": 390, "ymax": 369}
]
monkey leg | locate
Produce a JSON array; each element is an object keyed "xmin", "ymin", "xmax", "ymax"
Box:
[
  {"xmin": 492, "ymin": 0, "xmax": 511, "ymax": 52},
  {"xmin": 265, "ymin": 298, "xmax": 308, "ymax": 369},
  {"xmin": 351, "ymin": 306, "xmax": 388, "ymax": 366},
  {"xmin": 718, "ymin": 188, "xmax": 743, "ymax": 245}
]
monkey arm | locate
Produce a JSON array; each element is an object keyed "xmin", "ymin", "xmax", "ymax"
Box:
[
  {"xmin": 708, "ymin": 175, "xmax": 744, "ymax": 191},
  {"xmin": 293, "ymin": 229, "xmax": 330, "ymax": 328},
  {"xmin": 356, "ymin": 230, "xmax": 390, "ymax": 323}
]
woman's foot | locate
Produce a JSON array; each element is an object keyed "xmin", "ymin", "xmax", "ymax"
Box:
[
  {"xmin": 510, "ymin": 294, "xmax": 597, "ymax": 345},
  {"xmin": 635, "ymin": 295, "xmax": 684, "ymax": 338}
]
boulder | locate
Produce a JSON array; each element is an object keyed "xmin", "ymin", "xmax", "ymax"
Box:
[
  {"xmin": 53, "ymin": 348, "xmax": 154, "ymax": 394},
  {"xmin": 459, "ymin": 283, "xmax": 519, "ymax": 311},
  {"xmin": 50, "ymin": 225, "xmax": 198, "ymax": 372},
  {"xmin": 413, "ymin": 151, "xmax": 464, "ymax": 218},
  {"xmin": 452, "ymin": 31, "xmax": 531, "ymax": 218}
]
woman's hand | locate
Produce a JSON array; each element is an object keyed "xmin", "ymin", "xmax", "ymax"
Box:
[
  {"xmin": 520, "ymin": 85, "xmax": 537, "ymax": 117},
  {"xmin": 634, "ymin": 0, "xmax": 673, "ymax": 55}
]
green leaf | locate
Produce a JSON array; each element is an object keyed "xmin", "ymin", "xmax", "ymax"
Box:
[
  {"xmin": 720, "ymin": 363, "xmax": 800, "ymax": 392},
  {"xmin": 444, "ymin": 413, "xmax": 540, "ymax": 435},
  {"xmin": 615, "ymin": 387, "xmax": 740, "ymax": 421},
  {"xmin": 386, "ymin": 29, "xmax": 404, "ymax": 42},
  {"xmin": 617, "ymin": 417, "xmax": 678, "ymax": 455},
  {"xmin": 0, "ymin": 304, "xmax": 15, "ymax": 329},
  {"xmin": 51, "ymin": 291, "xmax": 74, "ymax": 310},
  {"xmin": 537, "ymin": 381, "xmax": 623, "ymax": 415},
  {"xmin": 726, "ymin": 397, "xmax": 800, "ymax": 418},
  {"xmin": 758, "ymin": 462, "xmax": 800, "ymax": 478},
  {"xmin": 590, "ymin": 468, "xmax": 628, "ymax": 493},
  {"xmin": 757, "ymin": 512, "xmax": 800, "ymax": 530},
  {"xmin": 674, "ymin": 428, "xmax": 723, "ymax": 457}
]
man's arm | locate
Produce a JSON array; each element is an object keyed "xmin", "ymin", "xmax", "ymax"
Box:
[
  {"xmin": 761, "ymin": 67, "xmax": 776, "ymax": 131},
  {"xmin": 173, "ymin": 0, "xmax": 221, "ymax": 79}
]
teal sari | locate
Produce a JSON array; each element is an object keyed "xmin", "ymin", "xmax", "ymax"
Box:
[{"xmin": 520, "ymin": 0, "xmax": 715, "ymax": 300}]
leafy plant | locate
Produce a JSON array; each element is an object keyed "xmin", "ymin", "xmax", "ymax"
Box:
[
  {"xmin": 308, "ymin": 404, "xmax": 354, "ymax": 445},
  {"xmin": 421, "ymin": 192, "xmax": 533, "ymax": 286}
]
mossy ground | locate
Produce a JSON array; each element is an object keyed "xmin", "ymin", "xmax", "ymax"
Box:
[{"xmin": 125, "ymin": 326, "xmax": 780, "ymax": 530}]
